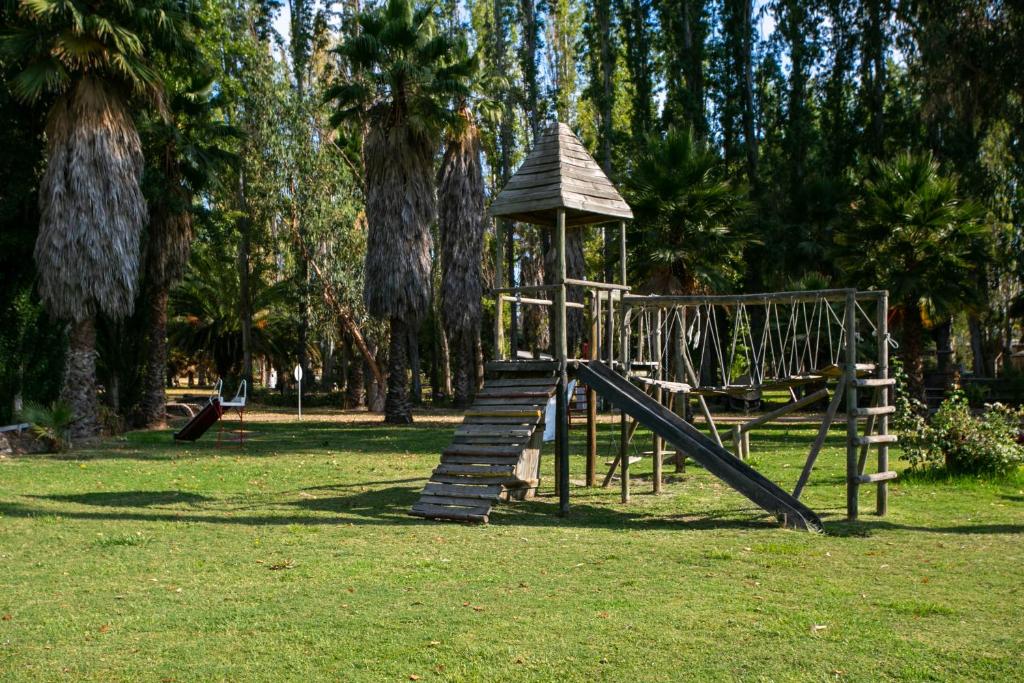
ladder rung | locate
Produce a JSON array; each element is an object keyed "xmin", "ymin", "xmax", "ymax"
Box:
[
  {"xmin": 851, "ymin": 378, "xmax": 895, "ymax": 388},
  {"xmin": 856, "ymin": 471, "xmax": 898, "ymax": 484},
  {"xmin": 854, "ymin": 434, "xmax": 898, "ymax": 446},
  {"xmin": 852, "ymin": 405, "xmax": 896, "ymax": 417}
]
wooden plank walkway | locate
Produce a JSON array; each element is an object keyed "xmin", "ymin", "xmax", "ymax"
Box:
[{"xmin": 409, "ymin": 365, "xmax": 557, "ymax": 523}]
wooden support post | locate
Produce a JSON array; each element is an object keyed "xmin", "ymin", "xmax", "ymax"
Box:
[
  {"xmin": 619, "ymin": 304, "xmax": 631, "ymax": 503},
  {"xmin": 494, "ymin": 218, "xmax": 504, "ymax": 360},
  {"xmin": 845, "ymin": 289, "xmax": 859, "ymax": 520},
  {"xmin": 619, "ymin": 221, "xmax": 627, "ymax": 287},
  {"xmin": 673, "ymin": 309, "xmax": 687, "ymax": 472},
  {"xmin": 736, "ymin": 387, "xmax": 830, "ymax": 433},
  {"xmin": 652, "ymin": 307, "xmax": 663, "ymax": 493},
  {"xmin": 606, "ymin": 291, "xmax": 615, "ymax": 366},
  {"xmin": 793, "ymin": 376, "xmax": 845, "ymax": 499},
  {"xmin": 876, "ymin": 291, "xmax": 890, "ymax": 516},
  {"xmin": 555, "ymin": 209, "xmax": 570, "ymax": 516},
  {"xmin": 603, "ymin": 414, "xmax": 643, "ymax": 486},
  {"xmin": 586, "ymin": 292, "xmax": 598, "ymax": 487},
  {"xmin": 680, "ymin": 350, "xmax": 723, "ymax": 447},
  {"xmin": 506, "ymin": 218, "xmax": 519, "ymax": 360}
]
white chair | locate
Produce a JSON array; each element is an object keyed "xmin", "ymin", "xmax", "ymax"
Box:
[
  {"xmin": 216, "ymin": 380, "xmax": 247, "ymax": 447},
  {"xmin": 221, "ymin": 380, "xmax": 246, "ymax": 409}
]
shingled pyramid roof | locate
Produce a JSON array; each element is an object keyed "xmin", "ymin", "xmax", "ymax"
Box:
[{"xmin": 489, "ymin": 122, "xmax": 633, "ymax": 227}]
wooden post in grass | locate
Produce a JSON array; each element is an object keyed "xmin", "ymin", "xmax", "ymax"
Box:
[
  {"xmin": 619, "ymin": 303, "xmax": 631, "ymax": 503},
  {"xmin": 586, "ymin": 291, "xmax": 599, "ymax": 486},
  {"xmin": 652, "ymin": 307, "xmax": 663, "ymax": 493},
  {"xmin": 494, "ymin": 218, "xmax": 504, "ymax": 361},
  {"xmin": 845, "ymin": 289, "xmax": 859, "ymax": 520},
  {"xmin": 876, "ymin": 291, "xmax": 890, "ymax": 516},
  {"xmin": 555, "ymin": 208, "xmax": 570, "ymax": 516}
]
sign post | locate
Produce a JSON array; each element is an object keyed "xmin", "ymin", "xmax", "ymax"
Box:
[{"xmin": 294, "ymin": 364, "xmax": 304, "ymax": 420}]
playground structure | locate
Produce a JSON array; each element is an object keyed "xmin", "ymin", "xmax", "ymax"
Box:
[
  {"xmin": 410, "ymin": 122, "xmax": 896, "ymax": 530},
  {"xmin": 174, "ymin": 380, "xmax": 247, "ymax": 446}
]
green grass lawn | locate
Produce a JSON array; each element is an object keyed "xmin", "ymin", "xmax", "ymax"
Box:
[{"xmin": 2, "ymin": 408, "xmax": 1023, "ymax": 681}]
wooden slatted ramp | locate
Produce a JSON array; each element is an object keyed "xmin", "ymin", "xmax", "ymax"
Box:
[{"xmin": 409, "ymin": 361, "xmax": 558, "ymax": 523}]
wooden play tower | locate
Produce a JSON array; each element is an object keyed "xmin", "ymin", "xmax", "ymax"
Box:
[{"xmin": 410, "ymin": 122, "xmax": 896, "ymax": 529}]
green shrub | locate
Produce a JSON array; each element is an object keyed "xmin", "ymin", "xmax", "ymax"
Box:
[
  {"xmin": 897, "ymin": 389, "xmax": 1024, "ymax": 477},
  {"xmin": 17, "ymin": 400, "xmax": 74, "ymax": 452}
]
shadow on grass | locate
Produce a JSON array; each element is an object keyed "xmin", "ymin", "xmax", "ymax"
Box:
[
  {"xmin": 5, "ymin": 490, "xmax": 1021, "ymax": 536},
  {"xmin": 2, "ymin": 484, "xmax": 797, "ymax": 533},
  {"xmin": 67, "ymin": 422, "xmax": 453, "ymax": 462},
  {"xmin": 34, "ymin": 491, "xmax": 212, "ymax": 507},
  {"xmin": 826, "ymin": 518, "xmax": 1024, "ymax": 537}
]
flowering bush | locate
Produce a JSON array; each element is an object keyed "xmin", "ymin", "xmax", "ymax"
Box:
[{"xmin": 893, "ymin": 361, "xmax": 1024, "ymax": 477}]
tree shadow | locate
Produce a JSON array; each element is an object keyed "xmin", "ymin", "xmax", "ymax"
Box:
[
  {"xmin": 490, "ymin": 498, "xmax": 784, "ymax": 532},
  {"xmin": 10, "ymin": 478, "xmax": 1020, "ymax": 537},
  {"xmin": 33, "ymin": 491, "xmax": 212, "ymax": 507},
  {"xmin": 826, "ymin": 518, "xmax": 1024, "ymax": 537},
  {"xmin": 69, "ymin": 421, "xmax": 453, "ymax": 461}
]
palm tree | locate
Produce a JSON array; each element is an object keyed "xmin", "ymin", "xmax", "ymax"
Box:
[
  {"xmin": 326, "ymin": 0, "xmax": 473, "ymax": 423},
  {"xmin": 169, "ymin": 249, "xmax": 292, "ymax": 382},
  {"xmin": 438, "ymin": 105, "xmax": 485, "ymax": 407},
  {"xmin": 139, "ymin": 76, "xmax": 237, "ymax": 427},
  {"xmin": 624, "ymin": 127, "xmax": 752, "ymax": 294},
  {"xmin": 2, "ymin": 0, "xmax": 198, "ymax": 438},
  {"xmin": 837, "ymin": 151, "xmax": 988, "ymax": 398}
]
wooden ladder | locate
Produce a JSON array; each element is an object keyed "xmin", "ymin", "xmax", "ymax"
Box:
[
  {"xmin": 846, "ymin": 367, "xmax": 899, "ymax": 518},
  {"xmin": 409, "ymin": 361, "xmax": 558, "ymax": 523}
]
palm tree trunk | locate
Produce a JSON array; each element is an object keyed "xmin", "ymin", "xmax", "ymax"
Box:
[
  {"xmin": 933, "ymin": 318, "xmax": 954, "ymax": 389},
  {"xmin": 347, "ymin": 339, "xmax": 365, "ymax": 408},
  {"xmin": 63, "ymin": 317, "xmax": 99, "ymax": 439},
  {"xmin": 140, "ymin": 286, "xmax": 170, "ymax": 427},
  {"xmin": 385, "ymin": 317, "xmax": 413, "ymax": 423},
  {"xmin": 438, "ymin": 323, "xmax": 452, "ymax": 401},
  {"xmin": 474, "ymin": 328, "xmax": 485, "ymax": 391},
  {"xmin": 451, "ymin": 329, "xmax": 475, "ymax": 408},
  {"xmin": 968, "ymin": 314, "xmax": 987, "ymax": 375},
  {"xmin": 408, "ymin": 325, "xmax": 422, "ymax": 406},
  {"xmin": 900, "ymin": 303, "xmax": 927, "ymax": 400}
]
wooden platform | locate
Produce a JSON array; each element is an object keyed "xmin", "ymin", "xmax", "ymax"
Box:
[{"xmin": 409, "ymin": 364, "xmax": 557, "ymax": 523}]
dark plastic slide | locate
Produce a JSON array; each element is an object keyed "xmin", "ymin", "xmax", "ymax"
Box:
[
  {"xmin": 174, "ymin": 399, "xmax": 224, "ymax": 442},
  {"xmin": 575, "ymin": 360, "xmax": 823, "ymax": 532}
]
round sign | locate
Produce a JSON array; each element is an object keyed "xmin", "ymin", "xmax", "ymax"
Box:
[{"xmin": 293, "ymin": 364, "xmax": 303, "ymax": 382}]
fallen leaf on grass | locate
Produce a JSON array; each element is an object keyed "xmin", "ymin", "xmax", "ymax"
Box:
[
  {"xmin": 98, "ymin": 624, "xmax": 111, "ymax": 634},
  {"xmin": 472, "ymin": 605, "xmax": 485, "ymax": 612},
  {"xmin": 2, "ymin": 614, "xmax": 11, "ymax": 621},
  {"xmin": 597, "ymin": 611, "xmax": 610, "ymax": 619},
  {"xmin": 428, "ymin": 641, "xmax": 441, "ymax": 647},
  {"xmin": 811, "ymin": 624, "xmax": 828, "ymax": 633},
  {"xmin": 409, "ymin": 675, "xmax": 420, "ymax": 681},
  {"xmin": 269, "ymin": 560, "xmax": 295, "ymax": 571}
]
